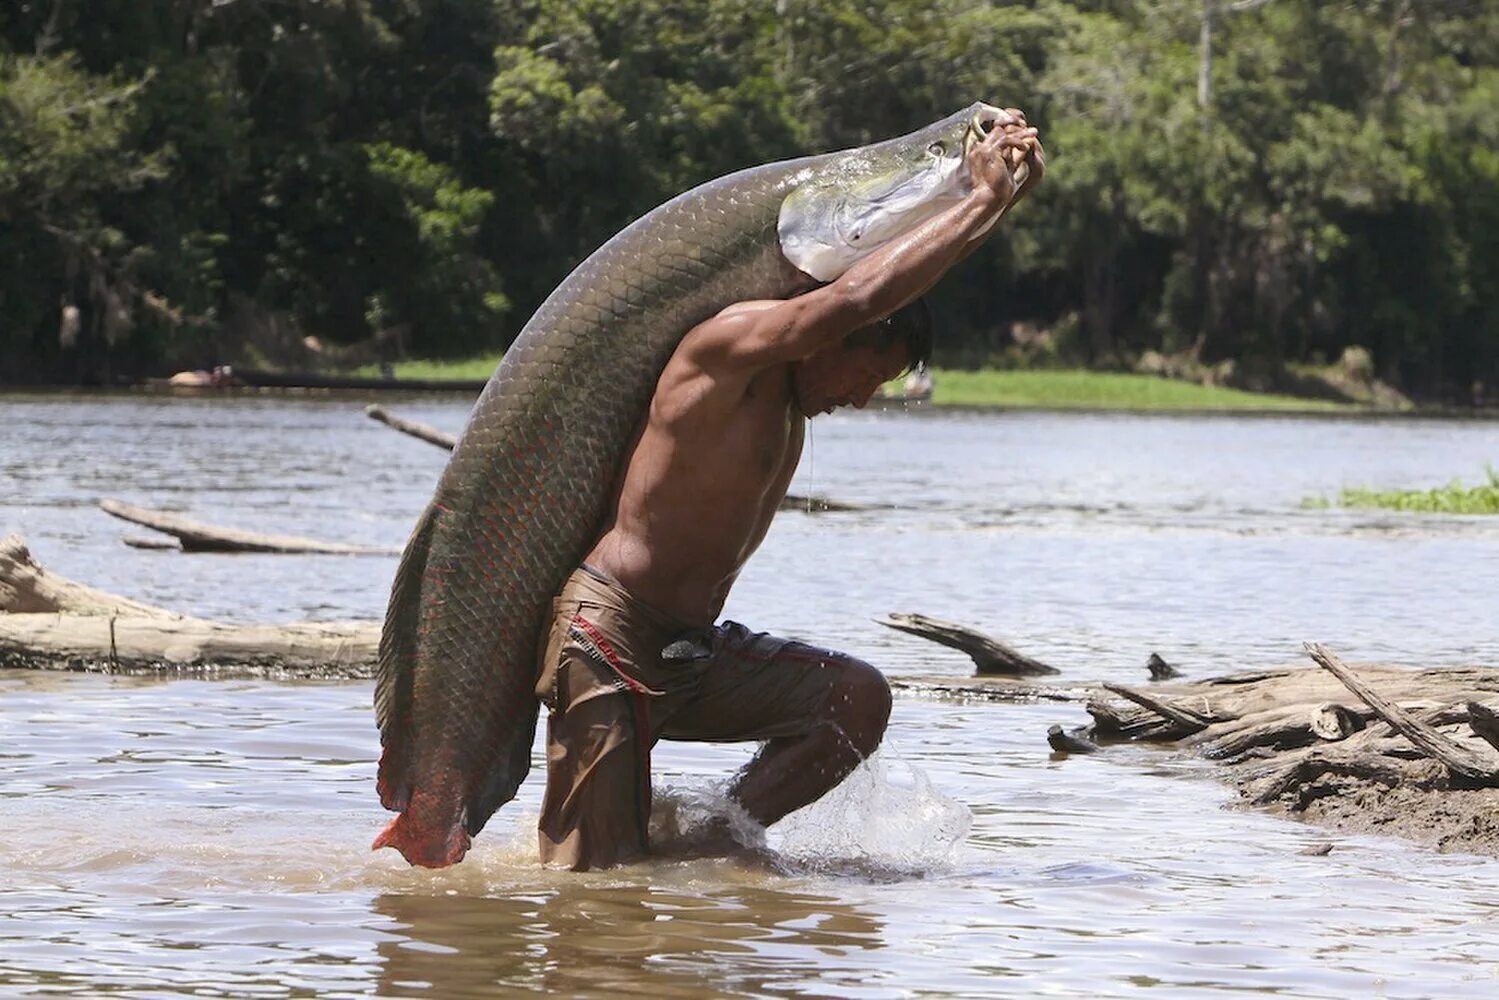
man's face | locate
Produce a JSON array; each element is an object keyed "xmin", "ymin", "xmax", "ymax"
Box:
[{"xmin": 792, "ymin": 339, "xmax": 911, "ymax": 417}]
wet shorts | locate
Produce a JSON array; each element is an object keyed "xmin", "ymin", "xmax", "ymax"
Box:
[{"xmin": 534, "ymin": 564, "xmax": 847, "ymax": 870}]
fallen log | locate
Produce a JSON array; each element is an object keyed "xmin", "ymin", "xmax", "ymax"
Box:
[
  {"xmin": 2, "ymin": 534, "xmax": 177, "ymax": 617},
  {"xmin": 1468, "ymin": 702, "xmax": 1499, "ymax": 754},
  {"xmin": 1067, "ymin": 646, "xmax": 1499, "ymax": 857},
  {"xmin": 1101, "ymin": 681, "xmax": 1220, "ymax": 736},
  {"xmin": 1306, "ymin": 642, "xmax": 1499, "ymax": 784},
  {"xmin": 0, "ymin": 613, "xmax": 379, "ymax": 677},
  {"xmin": 1146, "ymin": 652, "xmax": 1182, "ymax": 680},
  {"xmin": 100, "ymin": 500, "xmax": 398, "ymax": 555},
  {"xmin": 122, "ymin": 535, "xmax": 183, "ymax": 551},
  {"xmin": 877, "ymin": 612, "xmax": 1060, "ymax": 676},
  {"xmin": 365, "ymin": 404, "xmax": 457, "ymax": 450},
  {"xmin": 1047, "ymin": 724, "xmax": 1100, "ymax": 754},
  {"xmin": 0, "ymin": 535, "xmax": 378, "ymax": 677}
]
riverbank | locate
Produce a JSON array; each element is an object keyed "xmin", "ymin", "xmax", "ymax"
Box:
[{"xmin": 356, "ymin": 356, "xmax": 1353, "ymax": 413}]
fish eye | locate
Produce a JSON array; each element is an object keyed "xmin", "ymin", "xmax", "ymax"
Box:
[{"xmin": 927, "ymin": 141, "xmax": 946, "ymax": 156}]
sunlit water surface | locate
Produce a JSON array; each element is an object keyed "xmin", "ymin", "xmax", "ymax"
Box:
[{"xmin": 3, "ymin": 391, "xmax": 1498, "ymax": 997}]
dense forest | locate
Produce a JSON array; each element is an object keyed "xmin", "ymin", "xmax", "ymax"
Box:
[{"xmin": 2, "ymin": 1, "xmax": 1496, "ymax": 399}]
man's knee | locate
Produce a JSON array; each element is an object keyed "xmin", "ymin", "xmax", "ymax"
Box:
[{"xmin": 825, "ymin": 656, "xmax": 891, "ymax": 757}]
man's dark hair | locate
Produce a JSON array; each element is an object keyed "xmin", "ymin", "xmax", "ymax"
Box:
[{"xmin": 846, "ymin": 297, "xmax": 934, "ymax": 373}]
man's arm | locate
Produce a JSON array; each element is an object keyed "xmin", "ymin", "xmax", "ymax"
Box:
[{"xmin": 685, "ymin": 123, "xmax": 1042, "ymax": 372}]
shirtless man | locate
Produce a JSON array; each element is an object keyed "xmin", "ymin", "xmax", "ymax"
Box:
[{"xmin": 535, "ymin": 117, "xmax": 1044, "ymax": 870}]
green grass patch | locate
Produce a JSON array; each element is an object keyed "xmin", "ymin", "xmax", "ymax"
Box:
[
  {"xmin": 367, "ymin": 356, "xmax": 1347, "ymax": 413},
  {"xmin": 1318, "ymin": 468, "xmax": 1499, "ymax": 515},
  {"xmin": 926, "ymin": 369, "xmax": 1346, "ymax": 412},
  {"xmin": 355, "ymin": 354, "xmax": 504, "ymax": 381}
]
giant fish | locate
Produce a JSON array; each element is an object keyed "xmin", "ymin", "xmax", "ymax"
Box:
[{"xmin": 374, "ymin": 101, "xmax": 1032, "ymax": 867}]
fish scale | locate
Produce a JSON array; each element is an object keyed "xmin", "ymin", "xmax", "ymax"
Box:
[{"xmin": 373, "ymin": 103, "xmax": 997, "ymax": 868}]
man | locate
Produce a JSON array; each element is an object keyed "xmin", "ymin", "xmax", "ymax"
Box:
[{"xmin": 535, "ymin": 118, "xmax": 1044, "ymax": 870}]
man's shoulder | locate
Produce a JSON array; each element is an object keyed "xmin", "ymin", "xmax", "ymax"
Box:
[
  {"xmin": 670, "ymin": 299, "xmax": 789, "ymax": 373},
  {"xmin": 683, "ymin": 299, "xmax": 789, "ymax": 347},
  {"xmin": 654, "ymin": 309, "xmax": 792, "ymax": 422}
]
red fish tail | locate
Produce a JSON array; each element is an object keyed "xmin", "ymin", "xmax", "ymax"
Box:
[{"xmin": 373, "ymin": 799, "xmax": 472, "ymax": 869}]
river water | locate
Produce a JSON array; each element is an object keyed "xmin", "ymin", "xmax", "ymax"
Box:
[{"xmin": 2, "ymin": 391, "xmax": 1498, "ymax": 997}]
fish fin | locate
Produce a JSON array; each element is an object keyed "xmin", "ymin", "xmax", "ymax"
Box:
[
  {"xmin": 465, "ymin": 698, "xmax": 541, "ymax": 836},
  {"xmin": 374, "ymin": 499, "xmax": 439, "ymax": 812},
  {"xmin": 372, "ymin": 804, "xmax": 472, "ymax": 869}
]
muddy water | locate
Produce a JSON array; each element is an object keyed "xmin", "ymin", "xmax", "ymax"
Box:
[{"xmin": 3, "ymin": 392, "xmax": 1499, "ymax": 997}]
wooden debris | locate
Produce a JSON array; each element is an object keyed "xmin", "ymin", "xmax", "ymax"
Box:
[
  {"xmin": 1467, "ymin": 702, "xmax": 1499, "ymax": 754},
  {"xmin": 877, "ymin": 612, "xmax": 1060, "ymax": 676},
  {"xmin": 0, "ymin": 613, "xmax": 379, "ymax": 677},
  {"xmin": 100, "ymin": 500, "xmax": 397, "ymax": 555},
  {"xmin": 1047, "ymin": 724, "xmax": 1100, "ymax": 754},
  {"xmin": 365, "ymin": 404, "xmax": 457, "ymax": 450},
  {"xmin": 1054, "ymin": 646, "xmax": 1499, "ymax": 856},
  {"xmin": 1146, "ymin": 652, "xmax": 1181, "ymax": 680},
  {"xmin": 122, "ymin": 535, "xmax": 182, "ymax": 550},
  {"xmin": 2, "ymin": 534, "xmax": 177, "ymax": 618},
  {"xmin": 0, "ymin": 535, "xmax": 377, "ymax": 677},
  {"xmin": 1305, "ymin": 642, "xmax": 1499, "ymax": 784},
  {"xmin": 1102, "ymin": 681, "xmax": 1218, "ymax": 736}
]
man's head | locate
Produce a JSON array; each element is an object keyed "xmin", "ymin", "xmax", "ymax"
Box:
[{"xmin": 792, "ymin": 298, "xmax": 934, "ymax": 417}]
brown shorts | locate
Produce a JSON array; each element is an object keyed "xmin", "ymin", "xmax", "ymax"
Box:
[{"xmin": 534, "ymin": 564, "xmax": 846, "ymax": 870}]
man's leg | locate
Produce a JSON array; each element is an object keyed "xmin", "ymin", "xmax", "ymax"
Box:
[
  {"xmin": 536, "ymin": 677, "xmax": 653, "ymax": 871},
  {"xmin": 728, "ymin": 651, "xmax": 891, "ymax": 824},
  {"xmin": 661, "ymin": 626, "xmax": 892, "ymax": 827}
]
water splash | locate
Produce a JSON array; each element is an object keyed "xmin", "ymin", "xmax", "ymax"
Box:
[
  {"xmin": 770, "ymin": 752, "xmax": 971, "ymax": 875},
  {"xmin": 649, "ymin": 751, "xmax": 971, "ymax": 878}
]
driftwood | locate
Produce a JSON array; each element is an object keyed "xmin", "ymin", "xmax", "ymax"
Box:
[
  {"xmin": 0, "ymin": 535, "xmax": 378, "ymax": 677},
  {"xmin": 366, "ymin": 404, "xmax": 457, "ymax": 450},
  {"xmin": 878, "ymin": 614, "xmax": 1499, "ymax": 856},
  {"xmin": 1047, "ymin": 724, "xmax": 1100, "ymax": 754},
  {"xmin": 1467, "ymin": 702, "xmax": 1499, "ymax": 754},
  {"xmin": 1146, "ymin": 652, "xmax": 1181, "ymax": 680},
  {"xmin": 362, "ymin": 404, "xmax": 868, "ymax": 513},
  {"xmin": 1306, "ymin": 642, "xmax": 1499, "ymax": 784},
  {"xmin": 122, "ymin": 535, "xmax": 183, "ymax": 550},
  {"xmin": 2, "ymin": 534, "xmax": 178, "ymax": 617},
  {"xmin": 100, "ymin": 499, "xmax": 396, "ymax": 555},
  {"xmin": 877, "ymin": 612, "xmax": 1060, "ymax": 676},
  {"xmin": 1078, "ymin": 648, "xmax": 1499, "ymax": 856}
]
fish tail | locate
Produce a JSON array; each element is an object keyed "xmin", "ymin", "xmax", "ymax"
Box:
[{"xmin": 372, "ymin": 801, "xmax": 472, "ymax": 869}]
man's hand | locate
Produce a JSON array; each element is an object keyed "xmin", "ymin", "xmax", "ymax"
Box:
[{"xmin": 967, "ymin": 109, "xmax": 1044, "ymax": 207}]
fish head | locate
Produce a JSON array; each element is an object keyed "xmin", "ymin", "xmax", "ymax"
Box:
[{"xmin": 778, "ymin": 102, "xmax": 1019, "ymax": 282}]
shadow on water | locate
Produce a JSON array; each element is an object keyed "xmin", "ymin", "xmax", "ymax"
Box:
[{"xmin": 373, "ymin": 881, "xmax": 886, "ymax": 998}]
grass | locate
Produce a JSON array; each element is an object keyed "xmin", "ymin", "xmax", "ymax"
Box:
[
  {"xmin": 1309, "ymin": 468, "xmax": 1499, "ymax": 515},
  {"xmin": 925, "ymin": 368, "xmax": 1346, "ymax": 412},
  {"xmin": 356, "ymin": 355, "xmax": 504, "ymax": 381},
  {"xmin": 366, "ymin": 355, "xmax": 1351, "ymax": 413}
]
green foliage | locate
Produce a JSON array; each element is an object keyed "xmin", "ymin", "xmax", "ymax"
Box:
[
  {"xmin": 929, "ymin": 368, "xmax": 1342, "ymax": 411},
  {"xmin": 1, "ymin": 0, "xmax": 1498, "ymax": 395},
  {"xmin": 363, "ymin": 141, "xmax": 507, "ymax": 350},
  {"xmin": 1321, "ymin": 468, "xmax": 1499, "ymax": 515}
]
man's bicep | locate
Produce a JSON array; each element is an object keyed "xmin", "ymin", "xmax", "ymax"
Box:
[{"xmin": 691, "ymin": 289, "xmax": 869, "ymax": 371}]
